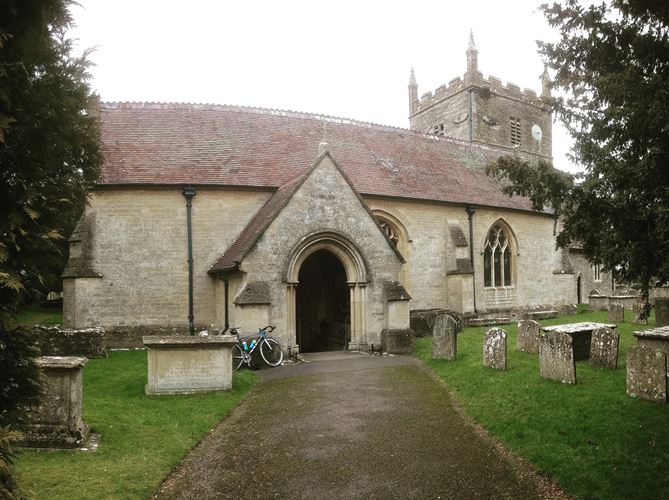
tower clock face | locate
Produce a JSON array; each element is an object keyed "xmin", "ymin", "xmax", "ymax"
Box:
[{"xmin": 531, "ymin": 124, "xmax": 543, "ymax": 141}]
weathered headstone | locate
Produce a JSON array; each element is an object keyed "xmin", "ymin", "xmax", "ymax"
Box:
[
  {"xmin": 432, "ymin": 313, "xmax": 457, "ymax": 360},
  {"xmin": 381, "ymin": 328, "xmax": 415, "ymax": 354},
  {"xmin": 632, "ymin": 302, "xmax": 649, "ymax": 325},
  {"xmin": 607, "ymin": 303, "xmax": 624, "ymax": 323},
  {"xmin": 626, "ymin": 345, "xmax": 667, "ymax": 403},
  {"xmin": 483, "ymin": 328, "xmax": 507, "ymax": 370},
  {"xmin": 517, "ymin": 320, "xmax": 541, "ymax": 354},
  {"xmin": 656, "ymin": 297, "xmax": 669, "ymax": 327},
  {"xmin": 20, "ymin": 356, "xmax": 90, "ymax": 448},
  {"xmin": 557, "ymin": 304, "xmax": 577, "ymax": 316},
  {"xmin": 589, "ymin": 327, "xmax": 619, "ymax": 369},
  {"xmin": 539, "ymin": 331, "xmax": 576, "ymax": 384}
]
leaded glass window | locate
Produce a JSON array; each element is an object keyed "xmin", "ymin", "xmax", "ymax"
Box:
[{"xmin": 484, "ymin": 224, "xmax": 512, "ymax": 287}]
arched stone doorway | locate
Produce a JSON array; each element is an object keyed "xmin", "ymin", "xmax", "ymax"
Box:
[
  {"xmin": 286, "ymin": 232, "xmax": 368, "ymax": 352},
  {"xmin": 296, "ymin": 250, "xmax": 350, "ymax": 352}
]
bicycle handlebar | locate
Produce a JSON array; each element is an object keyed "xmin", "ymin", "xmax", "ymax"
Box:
[{"xmin": 260, "ymin": 325, "xmax": 276, "ymax": 332}]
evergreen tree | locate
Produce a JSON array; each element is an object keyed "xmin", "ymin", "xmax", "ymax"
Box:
[
  {"xmin": 0, "ymin": 0, "xmax": 102, "ymax": 326},
  {"xmin": 488, "ymin": 0, "xmax": 669, "ymax": 301}
]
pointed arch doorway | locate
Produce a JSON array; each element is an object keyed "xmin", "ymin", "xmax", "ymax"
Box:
[
  {"xmin": 296, "ymin": 250, "xmax": 349, "ymax": 352},
  {"xmin": 286, "ymin": 232, "xmax": 368, "ymax": 352}
]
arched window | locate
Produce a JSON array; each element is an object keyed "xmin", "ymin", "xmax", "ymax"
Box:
[
  {"xmin": 483, "ymin": 224, "xmax": 512, "ymax": 287},
  {"xmin": 378, "ymin": 219, "xmax": 400, "ymax": 248}
]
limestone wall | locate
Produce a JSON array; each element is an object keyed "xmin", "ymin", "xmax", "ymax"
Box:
[
  {"xmin": 238, "ymin": 155, "xmax": 405, "ymax": 349},
  {"xmin": 64, "ymin": 189, "xmax": 271, "ymax": 328},
  {"xmin": 365, "ymin": 198, "xmax": 574, "ymax": 312}
]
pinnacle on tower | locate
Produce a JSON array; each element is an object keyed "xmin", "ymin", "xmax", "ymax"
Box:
[
  {"xmin": 466, "ymin": 30, "xmax": 479, "ymax": 78},
  {"xmin": 408, "ymin": 67, "xmax": 418, "ymax": 116},
  {"xmin": 541, "ymin": 65, "xmax": 552, "ymax": 98}
]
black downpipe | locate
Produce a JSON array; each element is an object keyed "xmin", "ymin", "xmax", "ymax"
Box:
[
  {"xmin": 222, "ymin": 278, "xmax": 230, "ymax": 333},
  {"xmin": 182, "ymin": 186, "xmax": 197, "ymax": 335},
  {"xmin": 466, "ymin": 205, "xmax": 477, "ymax": 313}
]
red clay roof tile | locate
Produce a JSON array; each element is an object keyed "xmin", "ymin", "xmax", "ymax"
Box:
[{"xmin": 98, "ymin": 102, "xmax": 534, "ymax": 212}]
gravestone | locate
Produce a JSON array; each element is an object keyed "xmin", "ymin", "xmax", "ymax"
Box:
[
  {"xmin": 382, "ymin": 328, "xmax": 415, "ymax": 354},
  {"xmin": 626, "ymin": 345, "xmax": 667, "ymax": 403},
  {"xmin": 20, "ymin": 357, "xmax": 90, "ymax": 448},
  {"xmin": 607, "ymin": 303, "xmax": 624, "ymax": 324},
  {"xmin": 589, "ymin": 327, "xmax": 619, "ymax": 369},
  {"xmin": 483, "ymin": 328, "xmax": 507, "ymax": 370},
  {"xmin": 656, "ymin": 297, "xmax": 669, "ymax": 327},
  {"xmin": 632, "ymin": 303, "xmax": 649, "ymax": 325},
  {"xmin": 539, "ymin": 331, "xmax": 576, "ymax": 384},
  {"xmin": 557, "ymin": 304, "xmax": 577, "ymax": 316},
  {"xmin": 517, "ymin": 320, "xmax": 541, "ymax": 354},
  {"xmin": 432, "ymin": 313, "xmax": 457, "ymax": 360}
]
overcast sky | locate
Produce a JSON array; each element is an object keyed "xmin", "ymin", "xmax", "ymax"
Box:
[{"xmin": 70, "ymin": 0, "xmax": 578, "ymax": 173}]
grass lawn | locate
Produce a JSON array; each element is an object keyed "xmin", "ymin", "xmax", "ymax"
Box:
[
  {"xmin": 14, "ymin": 304, "xmax": 63, "ymax": 326},
  {"xmin": 417, "ymin": 308, "xmax": 669, "ymax": 500},
  {"xmin": 15, "ymin": 350, "xmax": 258, "ymax": 499}
]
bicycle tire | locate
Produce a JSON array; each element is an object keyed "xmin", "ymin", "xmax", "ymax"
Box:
[
  {"xmin": 231, "ymin": 344, "xmax": 244, "ymax": 372},
  {"xmin": 259, "ymin": 338, "xmax": 283, "ymax": 366}
]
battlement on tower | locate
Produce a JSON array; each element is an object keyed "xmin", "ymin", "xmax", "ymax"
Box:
[{"xmin": 414, "ymin": 73, "xmax": 545, "ymax": 115}]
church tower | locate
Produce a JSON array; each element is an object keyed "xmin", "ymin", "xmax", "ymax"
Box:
[{"xmin": 408, "ymin": 33, "xmax": 553, "ymax": 164}]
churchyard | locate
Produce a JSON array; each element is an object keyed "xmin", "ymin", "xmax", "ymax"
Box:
[
  {"xmin": 417, "ymin": 307, "xmax": 669, "ymax": 500},
  {"xmin": 12, "ymin": 305, "xmax": 668, "ymax": 499}
]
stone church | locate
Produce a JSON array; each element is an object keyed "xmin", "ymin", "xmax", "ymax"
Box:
[{"xmin": 62, "ymin": 36, "xmax": 606, "ymax": 351}]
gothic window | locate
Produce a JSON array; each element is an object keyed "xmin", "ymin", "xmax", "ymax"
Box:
[
  {"xmin": 510, "ymin": 116, "xmax": 521, "ymax": 147},
  {"xmin": 483, "ymin": 224, "xmax": 512, "ymax": 287},
  {"xmin": 594, "ymin": 264, "xmax": 601, "ymax": 282}
]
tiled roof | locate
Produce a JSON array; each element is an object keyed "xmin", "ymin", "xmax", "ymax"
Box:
[
  {"xmin": 98, "ymin": 102, "xmax": 535, "ymax": 212},
  {"xmin": 209, "ymin": 171, "xmax": 306, "ymax": 272}
]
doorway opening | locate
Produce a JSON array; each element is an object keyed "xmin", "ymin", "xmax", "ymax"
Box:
[
  {"xmin": 296, "ymin": 249, "xmax": 350, "ymax": 352},
  {"xmin": 577, "ymin": 275, "xmax": 582, "ymax": 304}
]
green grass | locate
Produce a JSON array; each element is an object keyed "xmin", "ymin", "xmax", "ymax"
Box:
[
  {"xmin": 417, "ymin": 309, "xmax": 669, "ymax": 500},
  {"xmin": 14, "ymin": 304, "xmax": 63, "ymax": 326},
  {"xmin": 15, "ymin": 350, "xmax": 258, "ymax": 499}
]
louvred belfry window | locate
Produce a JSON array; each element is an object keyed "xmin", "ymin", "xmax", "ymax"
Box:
[{"xmin": 483, "ymin": 224, "xmax": 512, "ymax": 287}]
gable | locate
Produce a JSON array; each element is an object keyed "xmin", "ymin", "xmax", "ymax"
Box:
[{"xmin": 209, "ymin": 151, "xmax": 403, "ymax": 274}]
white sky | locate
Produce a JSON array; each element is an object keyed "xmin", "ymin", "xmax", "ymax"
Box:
[{"xmin": 69, "ymin": 0, "xmax": 578, "ymax": 173}]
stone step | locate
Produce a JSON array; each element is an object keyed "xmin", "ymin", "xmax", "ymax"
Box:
[
  {"xmin": 467, "ymin": 317, "xmax": 512, "ymax": 327},
  {"xmin": 526, "ymin": 310, "xmax": 558, "ymax": 320}
]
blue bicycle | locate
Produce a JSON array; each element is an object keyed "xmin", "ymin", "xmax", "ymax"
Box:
[{"xmin": 230, "ymin": 325, "xmax": 283, "ymax": 371}]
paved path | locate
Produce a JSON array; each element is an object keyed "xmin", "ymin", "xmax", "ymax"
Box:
[{"xmin": 156, "ymin": 353, "xmax": 556, "ymax": 499}]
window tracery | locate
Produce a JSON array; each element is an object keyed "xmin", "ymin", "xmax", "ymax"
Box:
[{"xmin": 484, "ymin": 224, "xmax": 512, "ymax": 287}]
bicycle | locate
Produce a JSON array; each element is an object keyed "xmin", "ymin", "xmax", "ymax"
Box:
[{"xmin": 229, "ymin": 325, "xmax": 283, "ymax": 371}]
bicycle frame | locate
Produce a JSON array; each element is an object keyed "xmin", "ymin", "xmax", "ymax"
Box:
[{"xmin": 230, "ymin": 325, "xmax": 277, "ymax": 368}]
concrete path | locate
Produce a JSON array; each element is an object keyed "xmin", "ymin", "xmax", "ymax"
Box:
[{"xmin": 156, "ymin": 353, "xmax": 558, "ymax": 499}]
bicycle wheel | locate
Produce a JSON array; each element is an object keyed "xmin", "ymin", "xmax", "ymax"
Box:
[
  {"xmin": 231, "ymin": 344, "xmax": 244, "ymax": 371},
  {"xmin": 259, "ymin": 338, "xmax": 283, "ymax": 366}
]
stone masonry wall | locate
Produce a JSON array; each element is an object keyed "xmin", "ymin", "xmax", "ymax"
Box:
[
  {"xmin": 366, "ymin": 197, "xmax": 574, "ymax": 312},
  {"xmin": 239, "ymin": 155, "xmax": 404, "ymax": 349},
  {"xmin": 65, "ymin": 189, "xmax": 271, "ymax": 328}
]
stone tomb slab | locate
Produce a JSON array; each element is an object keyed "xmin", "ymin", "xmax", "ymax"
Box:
[
  {"xmin": 483, "ymin": 328, "xmax": 507, "ymax": 370},
  {"xmin": 143, "ymin": 335, "xmax": 238, "ymax": 395},
  {"xmin": 432, "ymin": 313, "xmax": 457, "ymax": 360},
  {"xmin": 541, "ymin": 322, "xmax": 616, "ymax": 361},
  {"xmin": 539, "ymin": 331, "xmax": 576, "ymax": 384},
  {"xmin": 517, "ymin": 320, "xmax": 540, "ymax": 354},
  {"xmin": 21, "ymin": 356, "xmax": 90, "ymax": 448},
  {"xmin": 626, "ymin": 345, "xmax": 667, "ymax": 403},
  {"xmin": 589, "ymin": 327, "xmax": 619, "ymax": 369}
]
